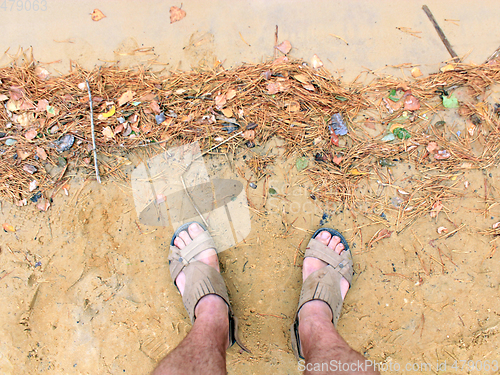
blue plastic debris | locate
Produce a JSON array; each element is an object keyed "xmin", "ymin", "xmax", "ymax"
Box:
[{"xmin": 329, "ymin": 113, "xmax": 348, "ymax": 136}]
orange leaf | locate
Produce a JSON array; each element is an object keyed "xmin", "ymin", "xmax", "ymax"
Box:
[
  {"xmin": 330, "ymin": 133, "xmax": 339, "ymax": 146},
  {"xmin": 150, "ymin": 100, "xmax": 161, "ymax": 114},
  {"xmin": 170, "ymin": 6, "xmax": 186, "ymax": 23},
  {"xmin": 2, "ymin": 223, "xmax": 15, "ymax": 232},
  {"xmin": 25, "ymin": 129, "xmax": 38, "ymax": 140},
  {"xmin": 332, "ymin": 155, "xmax": 343, "ymax": 165},
  {"xmin": 91, "ymin": 9, "xmax": 106, "ymax": 21},
  {"xmin": 367, "ymin": 228, "xmax": 393, "ymax": 247}
]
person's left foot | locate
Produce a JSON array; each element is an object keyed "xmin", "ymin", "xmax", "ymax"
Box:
[{"xmin": 172, "ymin": 223, "xmax": 229, "ymax": 320}]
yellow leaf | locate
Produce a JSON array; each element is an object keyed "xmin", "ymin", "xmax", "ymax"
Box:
[
  {"xmin": 293, "ymin": 74, "xmax": 310, "ymax": 84},
  {"xmin": 450, "ymin": 175, "xmax": 457, "ymax": 181},
  {"xmin": 101, "ymin": 105, "xmax": 116, "ymax": 118},
  {"xmin": 349, "ymin": 168, "xmax": 365, "ymax": 175},
  {"xmin": 2, "ymin": 223, "xmax": 15, "ymax": 232}
]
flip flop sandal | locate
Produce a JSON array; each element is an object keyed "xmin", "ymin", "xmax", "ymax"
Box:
[
  {"xmin": 290, "ymin": 227, "xmax": 354, "ymax": 360},
  {"xmin": 169, "ymin": 221, "xmax": 249, "ymax": 353}
]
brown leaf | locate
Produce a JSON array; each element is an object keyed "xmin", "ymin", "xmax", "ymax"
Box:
[
  {"xmin": 17, "ymin": 150, "xmax": 31, "ymax": 160},
  {"xmin": 170, "ymin": 6, "xmax": 186, "ymax": 23},
  {"xmin": 221, "ymin": 107, "xmax": 233, "ymax": 117},
  {"xmin": 276, "ymin": 40, "xmax": 292, "ymax": 54},
  {"xmin": 35, "ymin": 99, "xmax": 49, "ymax": 112},
  {"xmin": 118, "ymin": 90, "xmax": 135, "ymax": 106},
  {"xmin": 150, "ymin": 100, "xmax": 161, "ymax": 114},
  {"xmin": 302, "ymin": 83, "xmax": 315, "ymax": 91},
  {"xmin": 102, "ymin": 126, "xmax": 114, "ymax": 139},
  {"xmin": 140, "ymin": 122, "xmax": 152, "ymax": 134},
  {"xmin": 332, "ymin": 155, "xmax": 343, "ymax": 165},
  {"xmin": 0, "ymin": 94, "xmax": 8, "ymax": 101},
  {"xmin": 114, "ymin": 124, "xmax": 124, "ymax": 135},
  {"xmin": 35, "ymin": 66, "xmax": 50, "ymax": 80},
  {"xmin": 404, "ymin": 94, "xmax": 420, "ymax": 111},
  {"xmin": 426, "ymin": 142, "xmax": 438, "ymax": 153},
  {"xmin": 226, "ymin": 89, "xmax": 237, "ymax": 101},
  {"xmin": 140, "ymin": 92, "xmax": 155, "ymax": 101},
  {"xmin": 25, "ymin": 129, "xmax": 37, "ymax": 140},
  {"xmin": 36, "ymin": 147, "xmax": 47, "ymax": 160},
  {"xmin": 288, "ymin": 101, "xmax": 300, "ymax": 112},
  {"xmin": 364, "ymin": 118, "xmax": 376, "ymax": 130},
  {"xmin": 19, "ymin": 100, "xmax": 35, "ymax": 110},
  {"xmin": 267, "ymin": 82, "xmax": 279, "ymax": 95},
  {"xmin": 434, "ymin": 150, "xmax": 451, "ymax": 160},
  {"xmin": 293, "ymin": 74, "xmax": 310, "ymax": 84},
  {"xmin": 9, "ymin": 86, "xmax": 24, "ymax": 101},
  {"xmin": 215, "ymin": 94, "xmax": 227, "ymax": 109},
  {"xmin": 272, "ymin": 56, "xmax": 288, "ymax": 64},
  {"xmin": 368, "ymin": 228, "xmax": 393, "ymax": 247},
  {"xmin": 91, "ymin": 9, "xmax": 106, "ymax": 21},
  {"xmin": 243, "ymin": 130, "xmax": 255, "ymax": 141}
]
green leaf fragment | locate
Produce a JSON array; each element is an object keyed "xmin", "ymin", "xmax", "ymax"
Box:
[
  {"xmin": 393, "ymin": 127, "xmax": 411, "ymax": 139},
  {"xmin": 46, "ymin": 106, "xmax": 56, "ymax": 115},
  {"xmin": 269, "ymin": 188, "xmax": 277, "ymax": 195},
  {"xmin": 296, "ymin": 156, "xmax": 308, "ymax": 172},
  {"xmin": 442, "ymin": 95, "xmax": 459, "ymax": 108},
  {"xmin": 335, "ymin": 96, "xmax": 348, "ymax": 101},
  {"xmin": 388, "ymin": 89, "xmax": 400, "ymax": 102},
  {"xmin": 379, "ymin": 158, "xmax": 395, "ymax": 167}
]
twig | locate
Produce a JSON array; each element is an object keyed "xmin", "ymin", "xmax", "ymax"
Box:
[
  {"xmin": 86, "ymin": 79, "xmax": 101, "ymax": 183},
  {"xmin": 422, "ymin": 5, "xmax": 459, "ymax": 61}
]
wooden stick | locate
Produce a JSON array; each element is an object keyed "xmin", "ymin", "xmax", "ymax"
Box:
[
  {"xmin": 422, "ymin": 5, "xmax": 459, "ymax": 61},
  {"xmin": 85, "ymin": 79, "xmax": 101, "ymax": 183}
]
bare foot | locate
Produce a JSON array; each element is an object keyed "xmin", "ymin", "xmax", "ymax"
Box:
[
  {"xmin": 173, "ymin": 223, "xmax": 228, "ymax": 319},
  {"xmin": 298, "ymin": 230, "xmax": 350, "ymax": 322}
]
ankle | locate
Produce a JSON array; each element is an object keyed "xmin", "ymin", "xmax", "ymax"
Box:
[{"xmin": 194, "ymin": 294, "xmax": 229, "ymax": 321}]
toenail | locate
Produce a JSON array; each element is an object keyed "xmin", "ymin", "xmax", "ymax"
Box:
[{"xmin": 319, "ymin": 231, "xmax": 330, "ymax": 239}]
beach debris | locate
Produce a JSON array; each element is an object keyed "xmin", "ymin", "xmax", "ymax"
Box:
[
  {"xmin": 155, "ymin": 113, "xmax": 166, "ymax": 124},
  {"xmin": 17, "ymin": 150, "xmax": 30, "ymax": 160},
  {"xmin": 243, "ymin": 129, "xmax": 255, "ymax": 141},
  {"xmin": 2, "ymin": 223, "xmax": 15, "ymax": 232},
  {"xmin": 393, "ymin": 127, "xmax": 411, "ymax": 139},
  {"xmin": 403, "ymin": 93, "xmax": 420, "ymax": 110},
  {"xmin": 170, "ymin": 6, "xmax": 186, "ymax": 23},
  {"xmin": 36, "ymin": 198, "xmax": 50, "ymax": 211},
  {"xmin": 23, "ymin": 164, "xmax": 37, "ymax": 174},
  {"xmin": 249, "ymin": 182, "xmax": 257, "ymax": 189},
  {"xmin": 437, "ymin": 226, "xmax": 448, "ymax": 234},
  {"xmin": 91, "ymin": 8, "xmax": 106, "ymax": 21},
  {"xmin": 118, "ymin": 90, "xmax": 135, "ymax": 106},
  {"xmin": 434, "ymin": 150, "xmax": 451, "ymax": 160},
  {"xmin": 29, "ymin": 180, "xmax": 38, "ymax": 192},
  {"xmin": 330, "ymin": 113, "xmax": 348, "ymax": 136},
  {"xmin": 296, "ymin": 157, "xmax": 308, "ymax": 172},
  {"xmin": 430, "ymin": 200, "xmax": 443, "ymax": 218},
  {"xmin": 367, "ymin": 228, "xmax": 393, "ymax": 247},
  {"xmin": 442, "ymin": 94, "xmax": 459, "ymax": 108},
  {"xmin": 226, "ymin": 89, "xmax": 237, "ymax": 100},
  {"xmin": 493, "ymin": 222, "xmax": 500, "ymax": 229},
  {"xmin": 411, "ymin": 67, "xmax": 423, "ymax": 78},
  {"xmin": 311, "ymin": 54, "xmax": 323, "ymax": 69},
  {"xmin": 0, "ymin": 94, "xmax": 8, "ymax": 101},
  {"xmin": 25, "ymin": 129, "xmax": 37, "ymax": 140},
  {"xmin": 382, "ymin": 133, "xmax": 396, "ymax": 142},
  {"xmin": 223, "ymin": 123, "xmax": 238, "ymax": 133},
  {"xmin": 54, "ymin": 134, "xmax": 75, "ymax": 152},
  {"xmin": 440, "ymin": 64, "xmax": 455, "ymax": 72},
  {"xmin": 276, "ymin": 40, "xmax": 292, "ymax": 54},
  {"xmin": 35, "ymin": 66, "xmax": 50, "ymax": 80},
  {"xmin": 5, "ymin": 139, "xmax": 17, "ymax": 146}
]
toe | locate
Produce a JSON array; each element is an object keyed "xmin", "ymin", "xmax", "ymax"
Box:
[
  {"xmin": 328, "ymin": 235, "xmax": 341, "ymax": 250},
  {"xmin": 178, "ymin": 230, "xmax": 192, "ymax": 246},
  {"xmin": 188, "ymin": 222, "xmax": 204, "ymax": 238},
  {"xmin": 316, "ymin": 230, "xmax": 332, "ymax": 245},
  {"xmin": 173, "ymin": 236, "xmax": 186, "ymax": 249}
]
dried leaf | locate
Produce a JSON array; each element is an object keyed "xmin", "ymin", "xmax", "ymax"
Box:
[
  {"xmin": 23, "ymin": 164, "xmax": 37, "ymax": 174},
  {"xmin": 243, "ymin": 130, "xmax": 255, "ymax": 141},
  {"xmin": 403, "ymin": 94, "xmax": 420, "ymax": 110},
  {"xmin": 36, "ymin": 147, "xmax": 47, "ymax": 160},
  {"xmin": 46, "ymin": 105, "xmax": 59, "ymax": 116},
  {"xmin": 364, "ymin": 118, "xmax": 376, "ymax": 130},
  {"xmin": 20, "ymin": 100, "xmax": 35, "ymax": 110},
  {"xmin": 440, "ymin": 64, "xmax": 455, "ymax": 72},
  {"xmin": 102, "ymin": 126, "xmax": 114, "ymax": 139},
  {"xmin": 434, "ymin": 150, "xmax": 451, "ymax": 160},
  {"xmin": 141, "ymin": 122, "xmax": 152, "ymax": 134},
  {"xmin": 368, "ymin": 228, "xmax": 393, "ymax": 247},
  {"xmin": 493, "ymin": 222, "xmax": 500, "ymax": 229},
  {"xmin": 293, "ymin": 74, "xmax": 310, "ymax": 84},
  {"xmin": 288, "ymin": 101, "xmax": 300, "ymax": 112},
  {"xmin": 215, "ymin": 94, "xmax": 227, "ymax": 109},
  {"xmin": 267, "ymin": 82, "xmax": 280, "ymax": 95},
  {"xmin": 226, "ymin": 89, "xmax": 237, "ymax": 100},
  {"xmin": 150, "ymin": 100, "xmax": 161, "ymax": 114},
  {"xmin": 114, "ymin": 124, "xmax": 124, "ymax": 135},
  {"xmin": 170, "ymin": 6, "xmax": 186, "ymax": 23},
  {"xmin": 29, "ymin": 180, "xmax": 38, "ymax": 192},
  {"xmin": 430, "ymin": 200, "xmax": 443, "ymax": 218},
  {"xmin": 296, "ymin": 157, "xmax": 308, "ymax": 172},
  {"xmin": 101, "ymin": 105, "xmax": 116, "ymax": 118},
  {"xmin": 276, "ymin": 40, "xmax": 292, "ymax": 54},
  {"xmin": 426, "ymin": 142, "xmax": 438, "ymax": 153},
  {"xmin": 311, "ymin": 54, "xmax": 323, "ymax": 69},
  {"xmin": 91, "ymin": 8, "xmax": 106, "ymax": 21},
  {"xmin": 17, "ymin": 112, "xmax": 33, "ymax": 127},
  {"xmin": 2, "ymin": 223, "xmax": 15, "ymax": 232},
  {"xmin": 332, "ymin": 155, "xmax": 343, "ymax": 165},
  {"xmin": 221, "ymin": 107, "xmax": 233, "ymax": 117},
  {"xmin": 77, "ymin": 82, "xmax": 86, "ymax": 91},
  {"xmin": 36, "ymin": 198, "xmax": 50, "ymax": 212},
  {"xmin": 330, "ymin": 133, "xmax": 339, "ymax": 146},
  {"xmin": 118, "ymin": 90, "xmax": 135, "ymax": 106},
  {"xmin": 9, "ymin": 86, "xmax": 24, "ymax": 101},
  {"xmin": 35, "ymin": 66, "xmax": 50, "ymax": 80},
  {"xmin": 302, "ymin": 83, "xmax": 315, "ymax": 91},
  {"xmin": 411, "ymin": 67, "xmax": 423, "ymax": 78},
  {"xmin": 0, "ymin": 94, "xmax": 8, "ymax": 101},
  {"xmin": 25, "ymin": 129, "xmax": 37, "ymax": 140},
  {"xmin": 6, "ymin": 99, "xmax": 20, "ymax": 112},
  {"xmin": 17, "ymin": 150, "xmax": 31, "ymax": 160}
]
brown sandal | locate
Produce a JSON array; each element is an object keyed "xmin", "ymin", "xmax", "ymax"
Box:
[
  {"xmin": 169, "ymin": 222, "xmax": 249, "ymax": 352},
  {"xmin": 290, "ymin": 227, "xmax": 354, "ymax": 360}
]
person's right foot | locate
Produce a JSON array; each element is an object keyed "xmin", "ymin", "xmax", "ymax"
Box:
[{"xmin": 298, "ymin": 230, "xmax": 350, "ymax": 322}]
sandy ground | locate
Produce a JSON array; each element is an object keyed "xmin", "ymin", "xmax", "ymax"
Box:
[{"xmin": 1, "ymin": 1, "xmax": 500, "ymax": 374}]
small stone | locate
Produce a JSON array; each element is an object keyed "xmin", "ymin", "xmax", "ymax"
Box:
[
  {"xmin": 23, "ymin": 164, "xmax": 37, "ymax": 174},
  {"xmin": 249, "ymin": 182, "xmax": 257, "ymax": 189}
]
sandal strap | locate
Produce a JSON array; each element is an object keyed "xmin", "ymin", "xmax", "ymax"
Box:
[
  {"xmin": 169, "ymin": 231, "xmax": 216, "ymax": 280},
  {"xmin": 305, "ymin": 238, "xmax": 353, "ymax": 284}
]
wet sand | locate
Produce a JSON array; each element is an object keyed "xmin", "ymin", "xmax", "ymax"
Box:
[{"xmin": 1, "ymin": 1, "xmax": 500, "ymax": 374}]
